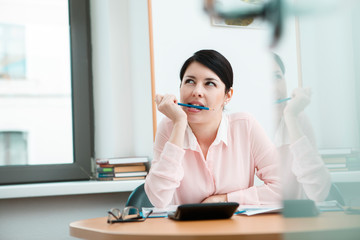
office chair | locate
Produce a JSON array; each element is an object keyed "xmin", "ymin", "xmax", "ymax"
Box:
[
  {"xmin": 326, "ymin": 183, "xmax": 346, "ymax": 206},
  {"xmin": 125, "ymin": 183, "xmax": 153, "ymax": 211}
]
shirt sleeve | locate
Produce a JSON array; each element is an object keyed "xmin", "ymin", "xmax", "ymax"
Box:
[
  {"xmin": 227, "ymin": 116, "xmax": 282, "ymax": 205},
  {"xmin": 289, "ymin": 136, "xmax": 331, "ymax": 202},
  {"xmin": 145, "ymin": 119, "xmax": 186, "ymax": 208}
]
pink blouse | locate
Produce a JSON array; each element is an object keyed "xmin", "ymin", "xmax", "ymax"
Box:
[{"xmin": 145, "ymin": 112, "xmax": 281, "ymax": 208}]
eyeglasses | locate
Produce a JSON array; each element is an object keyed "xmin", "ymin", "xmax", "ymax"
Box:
[{"xmin": 107, "ymin": 206, "xmax": 153, "ymax": 223}]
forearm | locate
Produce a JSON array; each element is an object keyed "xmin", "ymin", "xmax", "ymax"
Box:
[
  {"xmin": 145, "ymin": 142, "xmax": 185, "ymax": 208},
  {"xmin": 201, "ymin": 194, "xmax": 228, "ymax": 203},
  {"xmin": 168, "ymin": 120, "xmax": 187, "ymax": 148},
  {"xmin": 227, "ymin": 183, "xmax": 282, "ymax": 205},
  {"xmin": 282, "ymin": 87, "xmax": 311, "ymax": 143},
  {"xmin": 284, "ymin": 114, "xmax": 305, "ymax": 144},
  {"xmin": 289, "ymin": 137, "xmax": 332, "ymax": 201}
]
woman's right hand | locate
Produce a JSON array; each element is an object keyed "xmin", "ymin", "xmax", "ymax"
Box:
[{"xmin": 155, "ymin": 94, "xmax": 187, "ymax": 124}]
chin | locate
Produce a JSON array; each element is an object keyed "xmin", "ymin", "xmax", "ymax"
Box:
[{"xmin": 186, "ymin": 115, "xmax": 205, "ymax": 124}]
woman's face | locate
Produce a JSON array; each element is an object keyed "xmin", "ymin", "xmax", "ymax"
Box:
[
  {"xmin": 180, "ymin": 61, "xmax": 232, "ymax": 124},
  {"xmin": 273, "ymin": 61, "xmax": 287, "ymax": 102}
]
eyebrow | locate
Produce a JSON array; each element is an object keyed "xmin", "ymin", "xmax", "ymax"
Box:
[{"xmin": 184, "ymin": 75, "xmax": 220, "ymax": 82}]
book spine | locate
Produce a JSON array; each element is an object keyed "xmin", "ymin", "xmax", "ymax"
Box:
[
  {"xmin": 97, "ymin": 176, "xmax": 146, "ymax": 181},
  {"xmin": 96, "ymin": 157, "xmax": 148, "ymax": 165},
  {"xmin": 96, "ymin": 167, "xmax": 114, "ymax": 173},
  {"xmin": 114, "ymin": 165, "xmax": 146, "ymax": 173},
  {"xmin": 97, "ymin": 172, "xmax": 114, "ymax": 178},
  {"xmin": 97, "ymin": 177, "xmax": 114, "ymax": 181},
  {"xmin": 112, "ymin": 176, "xmax": 146, "ymax": 181},
  {"xmin": 114, "ymin": 171, "xmax": 147, "ymax": 177}
]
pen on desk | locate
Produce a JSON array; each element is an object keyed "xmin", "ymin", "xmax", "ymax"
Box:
[
  {"xmin": 275, "ymin": 97, "xmax": 291, "ymax": 104},
  {"xmin": 234, "ymin": 210, "xmax": 246, "ymax": 215},
  {"xmin": 178, "ymin": 102, "xmax": 210, "ymax": 110}
]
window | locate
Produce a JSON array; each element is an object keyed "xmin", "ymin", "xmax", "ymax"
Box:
[
  {"xmin": 0, "ymin": 131, "xmax": 28, "ymax": 165},
  {"xmin": 0, "ymin": 24, "xmax": 26, "ymax": 79},
  {"xmin": 0, "ymin": 0, "xmax": 93, "ymax": 185}
]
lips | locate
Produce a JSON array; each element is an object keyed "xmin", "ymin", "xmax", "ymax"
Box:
[{"xmin": 188, "ymin": 101, "xmax": 205, "ymax": 107}]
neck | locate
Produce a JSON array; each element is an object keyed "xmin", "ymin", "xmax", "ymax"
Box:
[{"xmin": 189, "ymin": 113, "xmax": 223, "ymax": 147}]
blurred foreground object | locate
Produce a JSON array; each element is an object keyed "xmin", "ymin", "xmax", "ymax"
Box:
[{"xmin": 204, "ymin": 0, "xmax": 283, "ymax": 47}]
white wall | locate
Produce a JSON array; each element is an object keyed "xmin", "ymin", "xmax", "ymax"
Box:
[
  {"xmin": 298, "ymin": 1, "xmax": 360, "ymax": 150},
  {"xmin": 91, "ymin": 0, "xmax": 154, "ymax": 160}
]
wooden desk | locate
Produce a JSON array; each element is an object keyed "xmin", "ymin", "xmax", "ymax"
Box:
[{"xmin": 70, "ymin": 212, "xmax": 360, "ymax": 240}]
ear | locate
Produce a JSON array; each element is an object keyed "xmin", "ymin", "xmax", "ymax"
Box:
[{"xmin": 225, "ymin": 87, "xmax": 233, "ymax": 104}]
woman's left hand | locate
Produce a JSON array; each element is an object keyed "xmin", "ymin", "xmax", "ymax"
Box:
[{"xmin": 201, "ymin": 194, "xmax": 228, "ymax": 203}]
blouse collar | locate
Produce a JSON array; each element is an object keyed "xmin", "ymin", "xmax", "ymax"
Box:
[{"xmin": 183, "ymin": 113, "xmax": 228, "ymax": 151}]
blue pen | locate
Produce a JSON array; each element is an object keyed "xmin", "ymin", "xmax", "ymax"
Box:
[
  {"xmin": 275, "ymin": 97, "xmax": 291, "ymax": 104},
  {"xmin": 178, "ymin": 103, "xmax": 209, "ymax": 110},
  {"xmin": 234, "ymin": 210, "xmax": 246, "ymax": 215}
]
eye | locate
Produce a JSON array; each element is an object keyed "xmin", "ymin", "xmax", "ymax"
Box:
[
  {"xmin": 274, "ymin": 73, "xmax": 283, "ymax": 81},
  {"xmin": 206, "ymin": 81, "xmax": 216, "ymax": 87},
  {"xmin": 184, "ymin": 79, "xmax": 195, "ymax": 84}
]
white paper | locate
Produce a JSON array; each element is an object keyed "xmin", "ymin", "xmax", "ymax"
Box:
[
  {"xmin": 142, "ymin": 205, "xmax": 178, "ymax": 218},
  {"xmin": 237, "ymin": 205, "xmax": 283, "ymax": 216}
]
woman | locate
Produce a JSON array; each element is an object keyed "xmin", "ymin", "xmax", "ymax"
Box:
[
  {"xmin": 145, "ymin": 50, "xmax": 281, "ymax": 208},
  {"xmin": 273, "ymin": 53, "xmax": 331, "ymax": 201}
]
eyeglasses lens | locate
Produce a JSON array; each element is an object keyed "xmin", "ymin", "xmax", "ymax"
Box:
[
  {"xmin": 122, "ymin": 207, "xmax": 140, "ymax": 220},
  {"xmin": 108, "ymin": 208, "xmax": 121, "ymax": 222}
]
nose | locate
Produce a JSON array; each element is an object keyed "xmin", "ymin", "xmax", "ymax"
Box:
[{"xmin": 192, "ymin": 84, "xmax": 204, "ymax": 98}]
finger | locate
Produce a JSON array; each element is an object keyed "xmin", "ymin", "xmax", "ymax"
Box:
[
  {"xmin": 155, "ymin": 94, "xmax": 163, "ymax": 105},
  {"xmin": 163, "ymin": 94, "xmax": 178, "ymax": 105},
  {"xmin": 291, "ymin": 88, "xmax": 298, "ymax": 97}
]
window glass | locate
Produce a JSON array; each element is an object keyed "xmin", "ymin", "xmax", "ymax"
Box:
[
  {"xmin": 0, "ymin": 131, "xmax": 28, "ymax": 165},
  {"xmin": 0, "ymin": 0, "xmax": 73, "ymax": 166}
]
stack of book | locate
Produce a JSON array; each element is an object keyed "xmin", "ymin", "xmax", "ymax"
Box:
[
  {"xmin": 320, "ymin": 148, "xmax": 360, "ymax": 172},
  {"xmin": 95, "ymin": 157, "xmax": 148, "ymax": 181},
  {"xmin": 322, "ymin": 156, "xmax": 348, "ymax": 172}
]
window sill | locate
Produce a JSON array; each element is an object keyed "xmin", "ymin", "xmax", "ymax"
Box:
[{"xmin": 0, "ymin": 180, "xmax": 145, "ymax": 199}]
